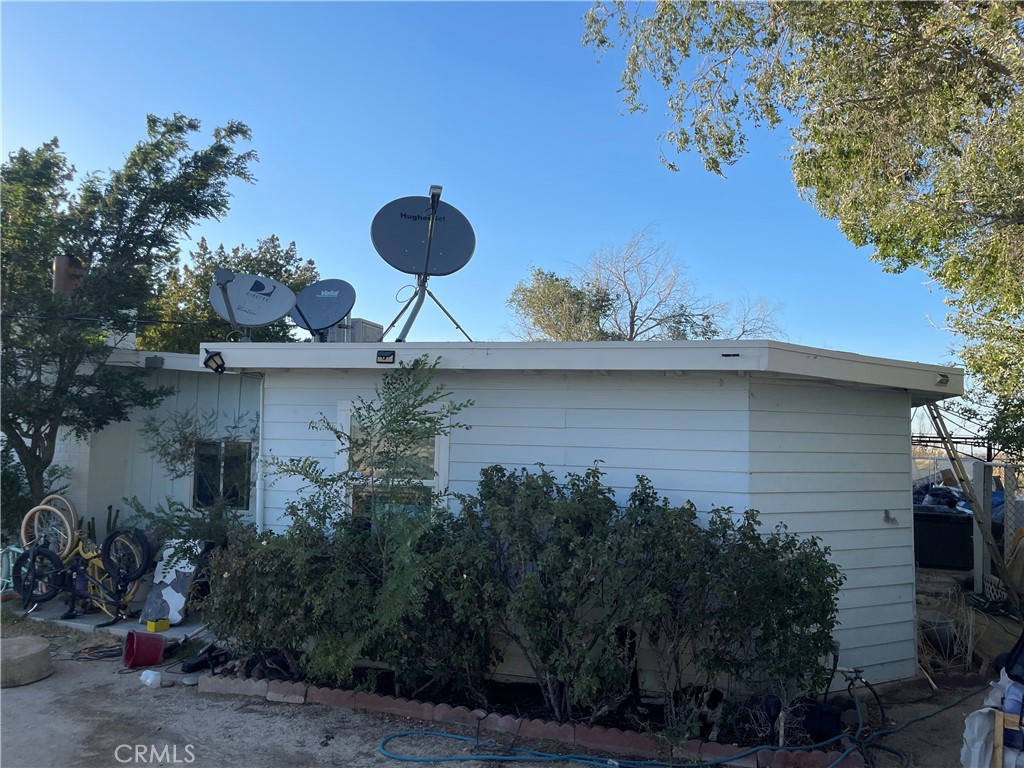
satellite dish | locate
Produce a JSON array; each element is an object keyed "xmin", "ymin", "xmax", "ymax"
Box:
[
  {"xmin": 372, "ymin": 186, "xmax": 476, "ymax": 343},
  {"xmin": 209, "ymin": 273, "xmax": 296, "ymax": 328},
  {"xmin": 371, "ymin": 196, "xmax": 475, "ymax": 276},
  {"xmin": 290, "ymin": 279, "xmax": 357, "ymax": 333}
]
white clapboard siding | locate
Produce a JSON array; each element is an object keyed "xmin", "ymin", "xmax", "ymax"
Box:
[
  {"xmin": 748, "ymin": 380, "xmax": 916, "ymax": 683},
  {"xmin": 51, "ymin": 426, "xmax": 95, "ymax": 526},
  {"xmin": 259, "ymin": 370, "xmax": 752, "ymax": 527},
  {"xmin": 82, "ymin": 369, "xmax": 263, "ymax": 529}
]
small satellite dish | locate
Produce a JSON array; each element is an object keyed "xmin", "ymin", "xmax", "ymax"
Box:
[
  {"xmin": 209, "ymin": 273, "xmax": 296, "ymax": 328},
  {"xmin": 290, "ymin": 279, "xmax": 357, "ymax": 333},
  {"xmin": 371, "ymin": 196, "xmax": 475, "ymax": 276}
]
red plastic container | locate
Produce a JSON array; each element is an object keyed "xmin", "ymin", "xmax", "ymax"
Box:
[{"xmin": 123, "ymin": 630, "xmax": 167, "ymax": 668}]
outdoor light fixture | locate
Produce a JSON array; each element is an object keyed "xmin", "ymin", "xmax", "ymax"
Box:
[
  {"xmin": 935, "ymin": 373, "xmax": 950, "ymax": 387},
  {"xmin": 203, "ymin": 349, "xmax": 226, "ymax": 374}
]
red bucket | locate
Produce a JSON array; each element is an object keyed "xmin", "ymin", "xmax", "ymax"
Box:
[{"xmin": 123, "ymin": 630, "xmax": 167, "ymax": 668}]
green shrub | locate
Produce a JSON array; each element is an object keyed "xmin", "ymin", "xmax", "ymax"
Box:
[
  {"xmin": 1, "ymin": 443, "xmax": 34, "ymax": 542},
  {"xmin": 125, "ymin": 496, "xmax": 247, "ymax": 553},
  {"xmin": 246, "ymin": 355, "xmax": 497, "ymax": 701},
  {"xmin": 199, "ymin": 494, "xmax": 501, "ymax": 699},
  {"xmin": 1, "ymin": 444, "xmax": 69, "ymax": 543},
  {"xmin": 457, "ymin": 465, "xmax": 670, "ymax": 723},
  {"xmin": 458, "ymin": 466, "xmax": 845, "ymax": 727},
  {"xmin": 642, "ymin": 504, "xmax": 845, "ymax": 732},
  {"xmin": 201, "ymin": 523, "xmax": 327, "ymax": 672}
]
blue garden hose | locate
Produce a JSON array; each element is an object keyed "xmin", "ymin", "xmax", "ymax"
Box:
[{"xmin": 379, "ymin": 729, "xmax": 847, "ymax": 767}]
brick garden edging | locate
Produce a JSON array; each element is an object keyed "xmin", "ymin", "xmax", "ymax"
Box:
[{"xmin": 197, "ymin": 675, "xmax": 864, "ymax": 767}]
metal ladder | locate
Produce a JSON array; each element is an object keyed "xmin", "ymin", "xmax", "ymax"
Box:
[{"xmin": 925, "ymin": 403, "xmax": 1020, "ymax": 614}]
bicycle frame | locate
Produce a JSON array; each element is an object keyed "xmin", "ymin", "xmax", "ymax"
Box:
[{"xmin": 59, "ymin": 550, "xmax": 136, "ymax": 625}]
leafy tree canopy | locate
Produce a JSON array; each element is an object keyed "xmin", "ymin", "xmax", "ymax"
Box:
[
  {"xmin": 507, "ymin": 268, "xmax": 617, "ymax": 342},
  {"xmin": 584, "ymin": 1, "xmax": 1023, "ymax": 436},
  {"xmin": 1, "ymin": 114, "xmax": 256, "ymax": 499},
  {"xmin": 140, "ymin": 236, "xmax": 320, "ymax": 353}
]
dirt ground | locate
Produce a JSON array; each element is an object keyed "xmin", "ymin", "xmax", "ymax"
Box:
[
  {"xmin": 1, "ymin": 585, "xmax": 1020, "ymax": 768},
  {"xmin": 0, "ymin": 612, "xmax": 501, "ymax": 768}
]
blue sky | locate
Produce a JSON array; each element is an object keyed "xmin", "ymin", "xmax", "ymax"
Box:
[{"xmin": 2, "ymin": 1, "xmax": 959, "ymax": 366}]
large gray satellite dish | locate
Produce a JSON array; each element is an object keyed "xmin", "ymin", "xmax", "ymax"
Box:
[
  {"xmin": 371, "ymin": 196, "xmax": 475, "ymax": 276},
  {"xmin": 372, "ymin": 186, "xmax": 475, "ymax": 343},
  {"xmin": 290, "ymin": 279, "xmax": 357, "ymax": 334},
  {"xmin": 209, "ymin": 272, "xmax": 296, "ymax": 328}
]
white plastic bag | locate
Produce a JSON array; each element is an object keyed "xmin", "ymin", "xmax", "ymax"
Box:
[{"xmin": 962, "ymin": 672, "xmax": 1024, "ymax": 768}]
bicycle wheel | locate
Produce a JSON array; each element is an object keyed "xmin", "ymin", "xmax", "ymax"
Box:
[
  {"xmin": 100, "ymin": 529, "xmax": 150, "ymax": 583},
  {"xmin": 39, "ymin": 493, "xmax": 78, "ymax": 534},
  {"xmin": 11, "ymin": 548, "xmax": 63, "ymax": 604},
  {"xmin": 20, "ymin": 505, "xmax": 75, "ymax": 559}
]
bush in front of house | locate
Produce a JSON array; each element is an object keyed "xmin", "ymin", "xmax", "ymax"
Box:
[
  {"xmin": 201, "ymin": 506, "xmax": 500, "ymax": 705},
  {"xmin": 457, "ymin": 466, "xmax": 845, "ymax": 728},
  {"xmin": 200, "ymin": 522, "xmax": 325, "ymax": 674},
  {"xmin": 203, "ymin": 356, "xmax": 496, "ymax": 704},
  {"xmin": 455, "ymin": 464, "xmax": 664, "ymax": 724},
  {"xmin": 640, "ymin": 497, "xmax": 845, "ymax": 736},
  {"xmin": 201, "ymin": 464, "xmax": 844, "ymax": 729}
]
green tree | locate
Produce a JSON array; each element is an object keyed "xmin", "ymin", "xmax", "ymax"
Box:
[
  {"xmin": 139, "ymin": 235, "xmax": 320, "ymax": 353},
  {"xmin": 583, "ymin": 1, "xmax": 1023, "ymax": 438},
  {"xmin": 507, "ymin": 226, "xmax": 783, "ymax": 341},
  {"xmin": 507, "ymin": 267, "xmax": 616, "ymax": 341},
  {"xmin": 1, "ymin": 114, "xmax": 256, "ymax": 500}
]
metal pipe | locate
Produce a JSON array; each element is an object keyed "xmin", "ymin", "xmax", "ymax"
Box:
[
  {"xmin": 396, "ymin": 279, "xmax": 427, "ymax": 342},
  {"xmin": 255, "ymin": 373, "xmax": 266, "ymax": 532}
]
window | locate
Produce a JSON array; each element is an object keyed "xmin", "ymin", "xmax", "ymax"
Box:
[
  {"xmin": 194, "ymin": 441, "xmax": 252, "ymax": 509},
  {"xmin": 345, "ymin": 417, "xmax": 446, "ymax": 515},
  {"xmin": 348, "ymin": 419, "xmax": 436, "ymax": 483}
]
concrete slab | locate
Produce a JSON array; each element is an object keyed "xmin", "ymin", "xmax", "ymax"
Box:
[{"xmin": 22, "ymin": 590, "xmax": 207, "ymax": 643}]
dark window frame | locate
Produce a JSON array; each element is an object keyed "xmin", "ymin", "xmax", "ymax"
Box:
[{"xmin": 194, "ymin": 440, "xmax": 253, "ymax": 509}]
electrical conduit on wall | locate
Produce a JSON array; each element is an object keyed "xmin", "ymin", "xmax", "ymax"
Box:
[{"xmin": 255, "ymin": 373, "xmax": 266, "ymax": 532}]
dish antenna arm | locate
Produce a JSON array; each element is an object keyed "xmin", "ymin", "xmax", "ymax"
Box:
[
  {"xmin": 396, "ymin": 275, "xmax": 429, "ymax": 342},
  {"xmin": 214, "ymin": 268, "xmax": 240, "ymax": 331},
  {"xmin": 381, "ymin": 275, "xmax": 472, "ymax": 343},
  {"xmin": 424, "ymin": 284, "xmax": 472, "ymax": 342},
  {"xmin": 292, "ymin": 303, "xmax": 315, "ymax": 340},
  {"xmin": 420, "ymin": 185, "xmax": 442, "ymax": 279}
]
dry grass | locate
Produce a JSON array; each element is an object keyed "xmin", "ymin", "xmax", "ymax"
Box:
[
  {"xmin": 0, "ymin": 601, "xmax": 109, "ymax": 652},
  {"xmin": 917, "ymin": 587, "xmax": 980, "ymax": 674}
]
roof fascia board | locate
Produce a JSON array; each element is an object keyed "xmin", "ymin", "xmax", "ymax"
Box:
[
  {"xmin": 106, "ymin": 348, "xmax": 209, "ymax": 373},
  {"xmin": 189, "ymin": 340, "xmax": 962, "ymax": 402}
]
